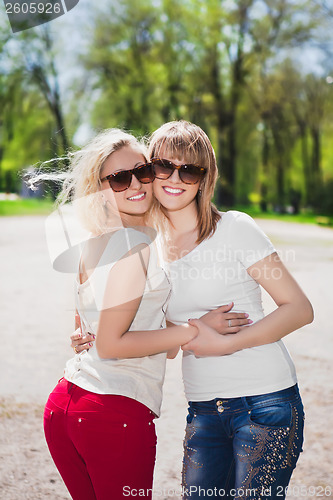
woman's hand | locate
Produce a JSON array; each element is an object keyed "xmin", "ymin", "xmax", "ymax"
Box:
[
  {"xmin": 71, "ymin": 313, "xmax": 95, "ymax": 354},
  {"xmin": 181, "ymin": 319, "xmax": 233, "ymax": 357},
  {"xmin": 199, "ymin": 302, "xmax": 252, "ymax": 334},
  {"xmin": 71, "ymin": 330, "xmax": 96, "ymax": 354}
]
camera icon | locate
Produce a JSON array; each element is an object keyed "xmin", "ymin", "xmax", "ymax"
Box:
[{"xmin": 3, "ymin": 0, "xmax": 80, "ymax": 33}]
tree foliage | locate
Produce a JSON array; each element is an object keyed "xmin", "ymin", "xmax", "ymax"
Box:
[{"xmin": 1, "ymin": 0, "xmax": 333, "ymax": 212}]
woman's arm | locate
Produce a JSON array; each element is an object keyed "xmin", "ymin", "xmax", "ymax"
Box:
[
  {"xmin": 95, "ymin": 244, "xmax": 197, "ymax": 359},
  {"xmin": 165, "ymin": 320, "xmax": 180, "ymax": 358},
  {"xmin": 182, "ymin": 252, "xmax": 313, "ymax": 356},
  {"xmin": 71, "ymin": 303, "xmax": 251, "ymax": 353},
  {"xmin": 164, "ymin": 305, "xmax": 251, "ymax": 359}
]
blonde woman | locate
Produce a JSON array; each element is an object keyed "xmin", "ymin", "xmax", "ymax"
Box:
[
  {"xmin": 41, "ymin": 128, "xmax": 246, "ymax": 500},
  {"xmin": 40, "ymin": 129, "xmax": 196, "ymax": 500}
]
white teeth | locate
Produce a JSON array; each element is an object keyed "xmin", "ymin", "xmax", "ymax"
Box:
[
  {"xmin": 128, "ymin": 193, "xmax": 145, "ymax": 200},
  {"xmin": 164, "ymin": 187, "xmax": 183, "ymax": 194}
]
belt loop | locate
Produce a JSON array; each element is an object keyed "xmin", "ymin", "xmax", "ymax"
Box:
[{"xmin": 241, "ymin": 396, "xmax": 250, "ymax": 410}]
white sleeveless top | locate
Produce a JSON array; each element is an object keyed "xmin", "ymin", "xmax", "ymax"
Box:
[
  {"xmin": 65, "ymin": 228, "xmax": 171, "ymax": 417},
  {"xmin": 165, "ymin": 211, "xmax": 297, "ymax": 400}
]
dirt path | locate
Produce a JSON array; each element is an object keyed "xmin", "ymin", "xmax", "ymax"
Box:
[{"xmin": 1, "ymin": 216, "xmax": 332, "ymax": 499}]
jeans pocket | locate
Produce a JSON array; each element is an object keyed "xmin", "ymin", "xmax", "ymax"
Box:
[
  {"xmin": 186, "ymin": 409, "xmax": 195, "ymax": 425},
  {"xmin": 73, "ymin": 415, "xmax": 128, "ymax": 458},
  {"xmin": 248, "ymin": 401, "xmax": 292, "ymax": 429}
]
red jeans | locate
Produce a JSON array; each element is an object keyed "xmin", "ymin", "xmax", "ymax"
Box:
[{"xmin": 44, "ymin": 378, "xmax": 157, "ymax": 500}]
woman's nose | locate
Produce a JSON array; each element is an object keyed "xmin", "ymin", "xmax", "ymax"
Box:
[
  {"xmin": 168, "ymin": 168, "xmax": 181, "ymax": 183},
  {"xmin": 129, "ymin": 173, "xmax": 142, "ymax": 190}
]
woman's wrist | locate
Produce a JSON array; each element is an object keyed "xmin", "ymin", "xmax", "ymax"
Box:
[
  {"xmin": 223, "ymin": 334, "xmax": 237, "ymax": 355},
  {"xmin": 181, "ymin": 323, "xmax": 198, "ymax": 342},
  {"xmin": 226, "ymin": 324, "xmax": 255, "ymax": 353}
]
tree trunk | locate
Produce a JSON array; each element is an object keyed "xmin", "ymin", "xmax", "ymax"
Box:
[
  {"xmin": 209, "ymin": 45, "xmax": 230, "ymax": 206},
  {"xmin": 271, "ymin": 123, "xmax": 285, "ymax": 210},
  {"xmin": 298, "ymin": 122, "xmax": 311, "ymax": 205},
  {"xmin": 52, "ymin": 97, "xmax": 69, "ymax": 155},
  {"xmin": 260, "ymin": 123, "xmax": 270, "ymax": 212},
  {"xmin": 226, "ymin": 76, "xmax": 239, "ymax": 206},
  {"xmin": 311, "ymin": 127, "xmax": 323, "ymax": 208}
]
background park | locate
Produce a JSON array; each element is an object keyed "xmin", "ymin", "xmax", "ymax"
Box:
[{"xmin": 0, "ymin": 1, "xmax": 333, "ymax": 499}]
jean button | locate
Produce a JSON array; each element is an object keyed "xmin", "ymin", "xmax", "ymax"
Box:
[{"xmin": 216, "ymin": 401, "xmax": 224, "ymax": 412}]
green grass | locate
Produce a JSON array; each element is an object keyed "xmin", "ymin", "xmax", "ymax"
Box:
[
  {"xmin": 0, "ymin": 198, "xmax": 54, "ymax": 216},
  {"xmin": 0, "ymin": 197, "xmax": 332, "ymax": 227},
  {"xmin": 223, "ymin": 205, "xmax": 333, "ymax": 227}
]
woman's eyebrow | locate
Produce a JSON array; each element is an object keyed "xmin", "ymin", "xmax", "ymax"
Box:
[{"xmin": 112, "ymin": 161, "xmax": 145, "ymax": 174}]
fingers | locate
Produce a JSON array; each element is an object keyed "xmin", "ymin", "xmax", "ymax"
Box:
[
  {"xmin": 70, "ymin": 328, "xmax": 82, "ymax": 344},
  {"xmin": 224, "ymin": 312, "xmax": 249, "ymax": 320},
  {"xmin": 181, "ymin": 342, "xmax": 191, "ymax": 351},
  {"xmin": 188, "ymin": 318, "xmax": 201, "ymax": 329},
  {"xmin": 74, "ymin": 342, "xmax": 94, "ymax": 354},
  {"xmin": 75, "ymin": 312, "xmax": 82, "ymax": 332},
  {"xmin": 232, "ymin": 318, "xmax": 253, "ymax": 327},
  {"xmin": 229, "ymin": 321, "xmax": 255, "ymax": 333},
  {"xmin": 181, "ymin": 339, "xmax": 196, "ymax": 351},
  {"xmin": 71, "ymin": 332, "xmax": 96, "ymax": 348},
  {"xmin": 227, "ymin": 326, "xmax": 242, "ymax": 334},
  {"xmin": 214, "ymin": 302, "xmax": 234, "ymax": 312},
  {"xmin": 228, "ymin": 318, "xmax": 253, "ymax": 328},
  {"xmin": 72, "ymin": 336, "xmax": 95, "ymax": 354}
]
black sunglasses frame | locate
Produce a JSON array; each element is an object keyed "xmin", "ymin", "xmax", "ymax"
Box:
[
  {"xmin": 100, "ymin": 163, "xmax": 154, "ymax": 192},
  {"xmin": 151, "ymin": 158, "xmax": 206, "ymax": 185}
]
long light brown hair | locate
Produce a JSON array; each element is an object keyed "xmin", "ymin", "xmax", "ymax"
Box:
[{"xmin": 148, "ymin": 120, "xmax": 221, "ymax": 243}]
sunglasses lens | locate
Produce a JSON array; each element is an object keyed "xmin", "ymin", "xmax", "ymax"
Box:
[
  {"xmin": 109, "ymin": 170, "xmax": 132, "ymax": 192},
  {"xmin": 152, "ymin": 160, "xmax": 174, "ymax": 179},
  {"xmin": 134, "ymin": 164, "xmax": 154, "ymax": 183},
  {"xmin": 179, "ymin": 165, "xmax": 205, "ymax": 184}
]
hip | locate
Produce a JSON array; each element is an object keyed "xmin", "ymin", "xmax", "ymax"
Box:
[
  {"xmin": 187, "ymin": 384, "xmax": 304, "ymax": 423},
  {"xmin": 45, "ymin": 377, "xmax": 155, "ymax": 420}
]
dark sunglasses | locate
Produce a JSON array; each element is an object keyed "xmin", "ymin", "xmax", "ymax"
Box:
[
  {"xmin": 100, "ymin": 163, "xmax": 154, "ymax": 192},
  {"xmin": 151, "ymin": 158, "xmax": 206, "ymax": 185}
]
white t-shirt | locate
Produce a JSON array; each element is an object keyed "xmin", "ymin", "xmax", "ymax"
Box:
[
  {"xmin": 65, "ymin": 228, "xmax": 171, "ymax": 417},
  {"xmin": 165, "ymin": 211, "xmax": 297, "ymax": 400}
]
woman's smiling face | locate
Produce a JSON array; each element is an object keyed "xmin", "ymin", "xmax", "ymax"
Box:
[
  {"xmin": 100, "ymin": 145, "xmax": 153, "ymax": 219},
  {"xmin": 152, "ymin": 153, "xmax": 201, "ymax": 213}
]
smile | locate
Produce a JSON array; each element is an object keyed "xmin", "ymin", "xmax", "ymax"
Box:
[
  {"xmin": 127, "ymin": 192, "xmax": 146, "ymax": 201},
  {"xmin": 162, "ymin": 186, "xmax": 185, "ymax": 196}
]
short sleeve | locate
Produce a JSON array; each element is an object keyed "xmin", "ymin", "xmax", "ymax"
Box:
[{"xmin": 227, "ymin": 211, "xmax": 276, "ymax": 268}]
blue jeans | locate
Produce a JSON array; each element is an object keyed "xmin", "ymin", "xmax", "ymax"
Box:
[{"xmin": 182, "ymin": 385, "xmax": 304, "ymax": 500}]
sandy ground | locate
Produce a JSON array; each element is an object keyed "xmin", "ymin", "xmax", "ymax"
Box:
[{"xmin": 0, "ymin": 215, "xmax": 333, "ymax": 500}]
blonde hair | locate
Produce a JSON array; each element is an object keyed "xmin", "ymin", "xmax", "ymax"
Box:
[
  {"xmin": 28, "ymin": 129, "xmax": 148, "ymax": 234},
  {"xmin": 148, "ymin": 120, "xmax": 221, "ymax": 243}
]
